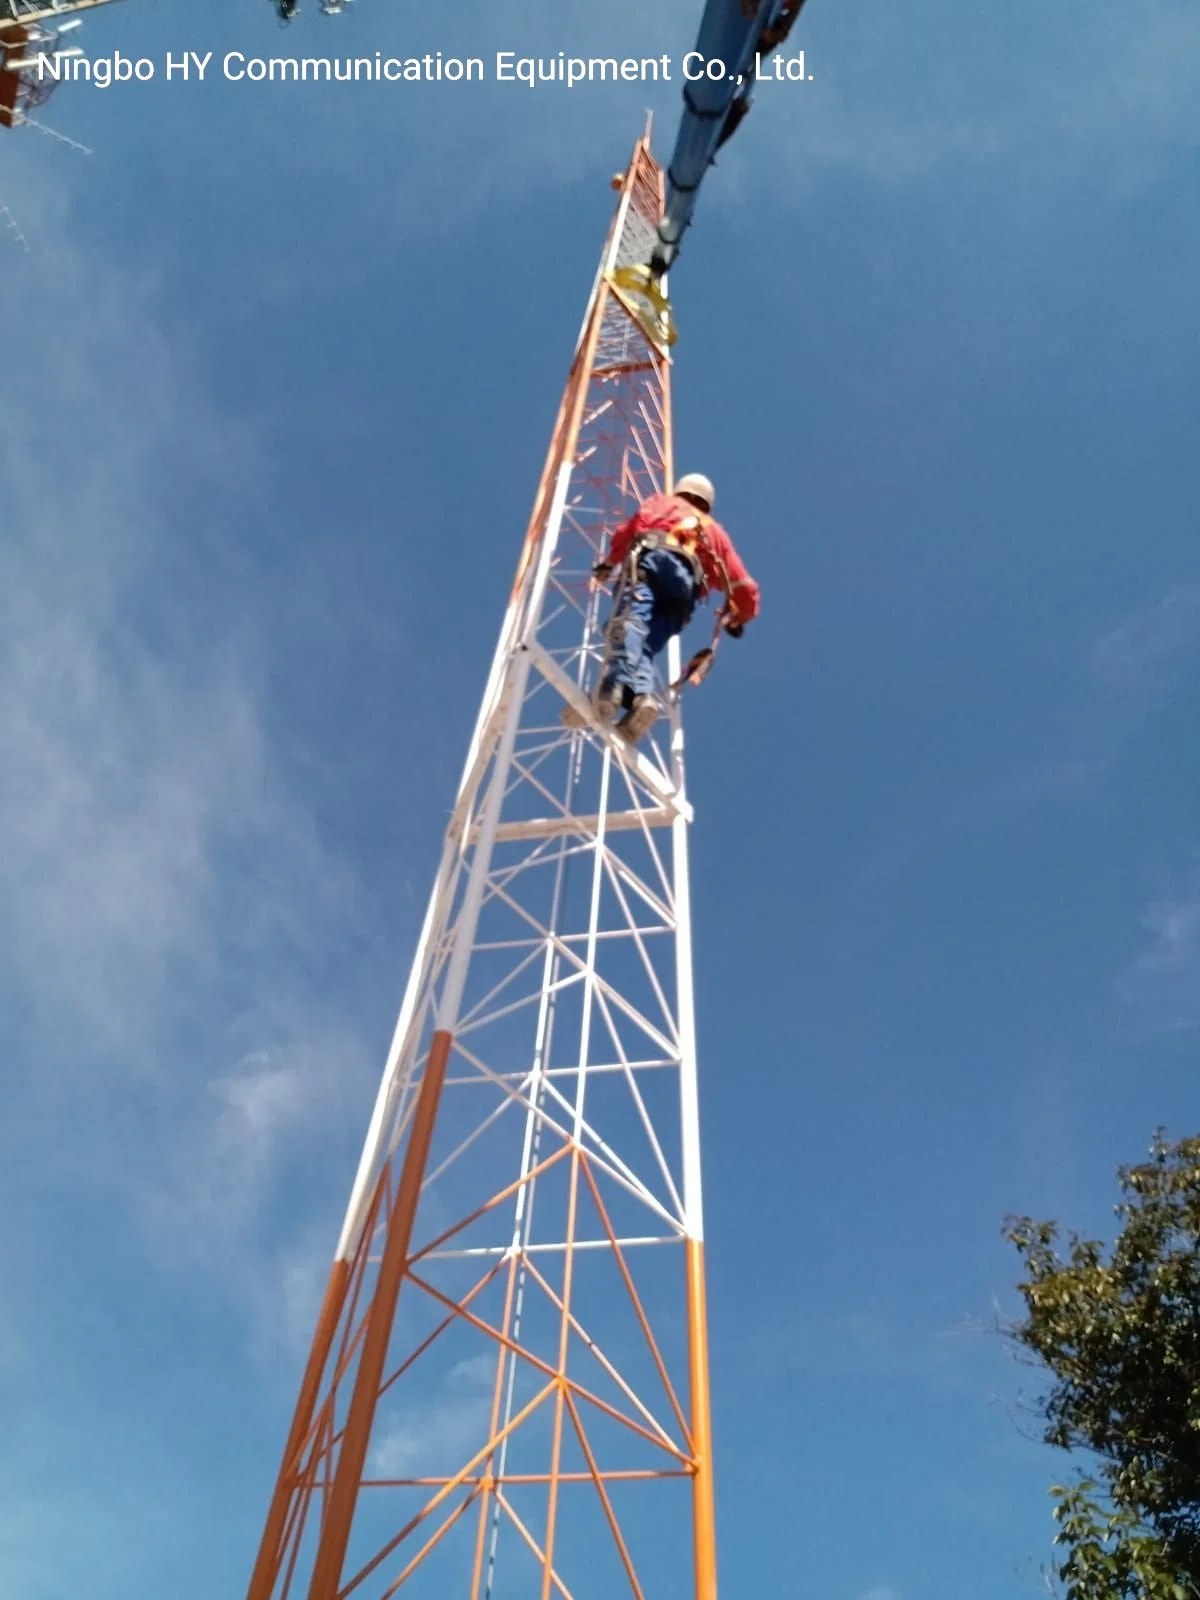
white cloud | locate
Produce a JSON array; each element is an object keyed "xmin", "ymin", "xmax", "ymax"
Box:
[
  {"xmin": 857, "ymin": 1587, "xmax": 902, "ymax": 1600},
  {"xmin": 241, "ymin": 1219, "xmax": 344, "ymax": 1365},
  {"xmin": 1089, "ymin": 583, "xmax": 1200, "ymax": 698},
  {"xmin": 0, "ymin": 158, "xmax": 277, "ymax": 1064},
  {"xmin": 370, "ymin": 1352, "xmax": 498, "ymax": 1479},
  {"xmin": 0, "ymin": 135, "xmax": 377, "ymax": 1364},
  {"xmin": 151, "ymin": 1056, "xmax": 309, "ymax": 1239},
  {"xmin": 1117, "ymin": 863, "xmax": 1200, "ymax": 1033},
  {"xmin": 0, "ymin": 612, "xmax": 271, "ymax": 1055}
]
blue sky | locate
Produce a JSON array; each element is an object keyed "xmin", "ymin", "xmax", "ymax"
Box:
[{"xmin": 2, "ymin": 0, "xmax": 1199, "ymax": 1595}]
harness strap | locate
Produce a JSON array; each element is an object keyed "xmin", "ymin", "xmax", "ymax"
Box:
[{"xmin": 634, "ymin": 511, "xmax": 713, "ymax": 590}]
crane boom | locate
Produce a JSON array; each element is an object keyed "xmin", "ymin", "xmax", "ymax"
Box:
[{"xmin": 652, "ymin": 0, "xmax": 809, "ymax": 274}]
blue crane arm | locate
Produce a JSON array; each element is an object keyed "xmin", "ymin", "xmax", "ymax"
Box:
[{"xmin": 652, "ymin": 0, "xmax": 809, "ymax": 274}]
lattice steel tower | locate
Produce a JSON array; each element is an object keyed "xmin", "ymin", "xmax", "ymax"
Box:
[
  {"xmin": 247, "ymin": 132, "xmax": 720, "ymax": 1600},
  {"xmin": 0, "ymin": 0, "xmax": 125, "ymax": 130}
]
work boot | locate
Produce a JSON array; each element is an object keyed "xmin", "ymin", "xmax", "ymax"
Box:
[
  {"xmin": 616, "ymin": 694, "xmax": 658, "ymax": 745},
  {"xmin": 594, "ymin": 680, "xmax": 626, "ymax": 724}
]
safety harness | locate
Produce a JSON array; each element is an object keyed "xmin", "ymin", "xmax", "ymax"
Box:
[{"xmin": 631, "ymin": 509, "xmax": 710, "ymax": 591}]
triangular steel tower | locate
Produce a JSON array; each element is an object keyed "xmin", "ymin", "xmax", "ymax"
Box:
[{"xmin": 247, "ymin": 132, "xmax": 720, "ymax": 1600}]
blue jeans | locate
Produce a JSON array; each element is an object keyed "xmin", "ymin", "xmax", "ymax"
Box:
[{"xmin": 602, "ymin": 548, "xmax": 697, "ymax": 703}]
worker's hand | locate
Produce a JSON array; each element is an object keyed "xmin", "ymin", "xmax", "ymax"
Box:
[{"xmin": 590, "ymin": 560, "xmax": 614, "ymax": 590}]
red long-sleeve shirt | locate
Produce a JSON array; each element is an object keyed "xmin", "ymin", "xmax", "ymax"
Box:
[{"xmin": 604, "ymin": 493, "xmax": 761, "ymax": 625}]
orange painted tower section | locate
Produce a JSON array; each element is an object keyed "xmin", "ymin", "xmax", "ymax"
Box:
[{"xmin": 246, "ymin": 133, "xmax": 719, "ymax": 1600}]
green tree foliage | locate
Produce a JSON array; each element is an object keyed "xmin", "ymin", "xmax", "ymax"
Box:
[
  {"xmin": 1005, "ymin": 1132, "xmax": 1200, "ymax": 1598},
  {"xmin": 1048, "ymin": 1480, "xmax": 1195, "ymax": 1599}
]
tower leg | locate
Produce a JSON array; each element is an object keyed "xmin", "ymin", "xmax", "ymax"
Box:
[
  {"xmin": 247, "ymin": 1260, "xmax": 351, "ymax": 1600},
  {"xmin": 687, "ymin": 1239, "xmax": 718, "ymax": 1600},
  {"xmin": 306, "ymin": 1032, "xmax": 454, "ymax": 1598}
]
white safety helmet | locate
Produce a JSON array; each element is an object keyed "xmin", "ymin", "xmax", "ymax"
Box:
[{"xmin": 674, "ymin": 472, "xmax": 715, "ymax": 510}]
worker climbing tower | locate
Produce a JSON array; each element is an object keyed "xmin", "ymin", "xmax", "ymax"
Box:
[{"xmin": 247, "ymin": 132, "xmax": 719, "ymax": 1600}]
